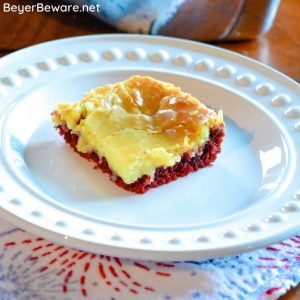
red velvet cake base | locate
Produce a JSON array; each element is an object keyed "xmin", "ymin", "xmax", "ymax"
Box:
[{"xmin": 56, "ymin": 124, "xmax": 225, "ymax": 194}]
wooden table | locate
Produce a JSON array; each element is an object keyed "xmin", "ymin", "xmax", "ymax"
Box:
[
  {"xmin": 0, "ymin": 0, "xmax": 299, "ymax": 298},
  {"xmin": 1, "ymin": 0, "xmax": 299, "ymax": 81}
]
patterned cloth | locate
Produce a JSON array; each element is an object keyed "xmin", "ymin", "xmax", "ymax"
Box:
[{"xmin": 0, "ymin": 220, "xmax": 299, "ymax": 300}]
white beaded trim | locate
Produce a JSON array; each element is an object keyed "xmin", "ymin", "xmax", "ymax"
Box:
[{"xmin": 0, "ymin": 36, "xmax": 299, "ymax": 259}]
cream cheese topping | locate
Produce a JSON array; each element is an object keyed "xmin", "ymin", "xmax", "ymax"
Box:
[{"xmin": 52, "ymin": 76, "xmax": 224, "ymax": 184}]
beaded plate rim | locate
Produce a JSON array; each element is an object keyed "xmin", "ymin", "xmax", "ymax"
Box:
[{"xmin": 0, "ymin": 34, "xmax": 299, "ymax": 261}]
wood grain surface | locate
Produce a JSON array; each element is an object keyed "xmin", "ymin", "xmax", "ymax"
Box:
[
  {"xmin": 0, "ymin": 0, "xmax": 117, "ymax": 51},
  {"xmin": 0, "ymin": 0, "xmax": 299, "ymax": 81},
  {"xmin": 217, "ymin": 0, "xmax": 300, "ymax": 82},
  {"xmin": 0, "ymin": 0, "xmax": 299, "ymax": 298}
]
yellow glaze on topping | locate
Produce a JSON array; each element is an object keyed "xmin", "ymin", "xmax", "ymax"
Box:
[{"xmin": 52, "ymin": 76, "xmax": 224, "ymax": 184}]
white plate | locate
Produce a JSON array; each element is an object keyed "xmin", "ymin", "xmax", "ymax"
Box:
[{"xmin": 0, "ymin": 35, "xmax": 299, "ymax": 261}]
